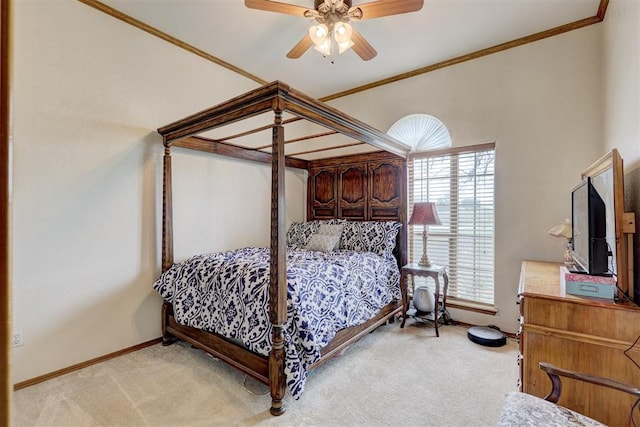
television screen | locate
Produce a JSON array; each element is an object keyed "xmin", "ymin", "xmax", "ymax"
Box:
[{"xmin": 571, "ymin": 177, "xmax": 608, "ymax": 275}]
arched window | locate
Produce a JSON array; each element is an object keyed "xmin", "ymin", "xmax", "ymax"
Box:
[
  {"xmin": 387, "ymin": 114, "xmax": 451, "ymax": 152},
  {"xmin": 388, "ymin": 114, "xmax": 496, "ymax": 307}
]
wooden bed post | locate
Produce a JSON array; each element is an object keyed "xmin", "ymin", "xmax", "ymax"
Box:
[
  {"xmin": 269, "ymin": 106, "xmax": 287, "ymax": 416},
  {"xmin": 161, "ymin": 142, "xmax": 176, "ymax": 346},
  {"xmin": 162, "ymin": 142, "xmax": 174, "ymax": 272}
]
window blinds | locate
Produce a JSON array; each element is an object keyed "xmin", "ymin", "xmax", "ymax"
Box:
[{"xmin": 408, "ymin": 143, "xmax": 496, "ymax": 305}]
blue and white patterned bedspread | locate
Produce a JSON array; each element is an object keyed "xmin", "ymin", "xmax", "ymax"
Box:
[{"xmin": 153, "ymin": 247, "xmax": 400, "ymax": 398}]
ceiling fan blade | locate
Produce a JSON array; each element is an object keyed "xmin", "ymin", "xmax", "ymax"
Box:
[
  {"xmin": 244, "ymin": 0, "xmax": 310, "ymax": 17},
  {"xmin": 286, "ymin": 34, "xmax": 314, "ymax": 59},
  {"xmin": 351, "ymin": 28, "xmax": 377, "ymax": 61},
  {"xmin": 353, "ymin": 0, "xmax": 424, "ymax": 20}
]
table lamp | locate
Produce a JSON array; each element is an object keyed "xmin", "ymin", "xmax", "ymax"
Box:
[
  {"xmin": 547, "ymin": 219, "xmax": 574, "ymax": 267},
  {"xmin": 409, "ymin": 202, "xmax": 441, "ymax": 267}
]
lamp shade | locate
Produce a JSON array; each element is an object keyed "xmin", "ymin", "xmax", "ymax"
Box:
[
  {"xmin": 409, "ymin": 202, "xmax": 441, "ymax": 226},
  {"xmin": 309, "ymin": 24, "xmax": 329, "ymax": 45},
  {"xmin": 313, "ymin": 38, "xmax": 332, "ymax": 55},
  {"xmin": 548, "ymin": 220, "xmax": 572, "ymax": 239},
  {"xmin": 333, "ymin": 22, "xmax": 353, "ymax": 43}
]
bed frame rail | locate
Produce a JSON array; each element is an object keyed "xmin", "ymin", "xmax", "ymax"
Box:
[
  {"xmin": 161, "ymin": 300, "xmax": 401, "ymax": 390},
  {"xmin": 163, "ymin": 302, "xmax": 269, "ymax": 384}
]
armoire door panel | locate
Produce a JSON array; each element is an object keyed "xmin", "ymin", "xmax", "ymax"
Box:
[
  {"xmin": 371, "ymin": 207, "xmax": 399, "ymax": 219},
  {"xmin": 313, "ymin": 208, "xmax": 336, "ymax": 218},
  {"xmin": 340, "ymin": 166, "xmax": 366, "ymax": 203},
  {"xmin": 369, "ymin": 160, "xmax": 402, "ymax": 220},
  {"xmin": 313, "ymin": 169, "xmax": 336, "ymax": 204},
  {"xmin": 338, "ymin": 165, "xmax": 367, "ymax": 220},
  {"xmin": 308, "ymin": 167, "xmax": 337, "ymax": 220},
  {"xmin": 341, "ymin": 208, "xmax": 366, "ymax": 218},
  {"xmin": 370, "ymin": 161, "xmax": 400, "ymax": 204}
]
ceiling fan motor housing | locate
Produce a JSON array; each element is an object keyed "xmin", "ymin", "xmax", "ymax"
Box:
[{"xmin": 315, "ymin": 0, "xmax": 352, "ymax": 15}]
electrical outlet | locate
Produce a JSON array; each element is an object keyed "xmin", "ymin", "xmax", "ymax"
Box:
[{"xmin": 12, "ymin": 330, "xmax": 23, "ymax": 348}]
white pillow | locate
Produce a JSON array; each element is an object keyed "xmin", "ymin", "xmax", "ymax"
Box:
[
  {"xmin": 305, "ymin": 233, "xmax": 341, "ymax": 253},
  {"xmin": 317, "ymin": 224, "xmax": 344, "ymax": 250}
]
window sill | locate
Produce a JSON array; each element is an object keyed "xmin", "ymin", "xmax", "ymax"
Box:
[{"xmin": 446, "ymin": 298, "xmax": 498, "ymax": 315}]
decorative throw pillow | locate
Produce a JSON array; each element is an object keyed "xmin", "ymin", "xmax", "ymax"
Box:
[
  {"xmin": 317, "ymin": 223, "xmax": 344, "ymax": 250},
  {"xmin": 286, "ymin": 221, "xmax": 320, "ymax": 247},
  {"xmin": 318, "ymin": 218, "xmax": 346, "ymax": 226},
  {"xmin": 340, "ymin": 221, "xmax": 402, "ymax": 258},
  {"xmin": 317, "ymin": 224, "xmax": 343, "ymax": 234},
  {"xmin": 305, "ymin": 233, "xmax": 342, "ymax": 253}
]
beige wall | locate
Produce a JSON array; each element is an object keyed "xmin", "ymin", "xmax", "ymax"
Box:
[
  {"xmin": 11, "ymin": 1, "xmax": 306, "ymax": 383},
  {"xmin": 603, "ymin": 0, "xmax": 640, "ymax": 168},
  {"xmin": 602, "ymin": 0, "xmax": 640, "ymax": 300},
  {"xmin": 12, "ymin": 0, "xmax": 627, "ymax": 383},
  {"xmin": 329, "ymin": 26, "xmax": 603, "ymax": 333}
]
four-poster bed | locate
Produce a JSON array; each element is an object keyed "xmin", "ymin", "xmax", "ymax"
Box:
[{"xmin": 155, "ymin": 81, "xmax": 410, "ymax": 415}]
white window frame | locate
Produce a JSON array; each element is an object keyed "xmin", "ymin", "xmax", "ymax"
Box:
[{"xmin": 408, "ymin": 142, "xmax": 496, "ymax": 309}]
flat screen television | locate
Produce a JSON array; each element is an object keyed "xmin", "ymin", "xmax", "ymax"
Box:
[{"xmin": 571, "ymin": 177, "xmax": 609, "ymax": 276}]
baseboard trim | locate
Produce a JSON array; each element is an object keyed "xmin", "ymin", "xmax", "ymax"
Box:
[{"xmin": 13, "ymin": 337, "xmax": 163, "ymax": 390}]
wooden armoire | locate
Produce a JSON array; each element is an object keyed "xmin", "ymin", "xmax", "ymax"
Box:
[{"xmin": 307, "ymin": 151, "xmax": 407, "ymax": 266}]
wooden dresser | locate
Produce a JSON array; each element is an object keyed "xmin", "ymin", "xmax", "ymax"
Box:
[{"xmin": 518, "ymin": 260, "xmax": 640, "ymax": 426}]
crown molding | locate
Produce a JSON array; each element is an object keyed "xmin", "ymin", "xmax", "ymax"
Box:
[
  {"xmin": 77, "ymin": 0, "xmax": 268, "ymax": 86},
  {"xmin": 319, "ymin": 12, "xmax": 604, "ymax": 102},
  {"xmin": 77, "ymin": 0, "xmax": 608, "ymax": 102}
]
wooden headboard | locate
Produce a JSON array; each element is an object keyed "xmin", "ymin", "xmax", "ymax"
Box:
[{"xmin": 307, "ymin": 151, "xmax": 407, "ymax": 268}]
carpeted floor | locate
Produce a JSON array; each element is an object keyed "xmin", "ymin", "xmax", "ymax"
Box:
[{"xmin": 13, "ymin": 322, "xmax": 518, "ymax": 426}]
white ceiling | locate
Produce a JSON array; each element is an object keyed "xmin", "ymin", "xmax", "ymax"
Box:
[{"xmin": 99, "ymin": 0, "xmax": 601, "ymax": 99}]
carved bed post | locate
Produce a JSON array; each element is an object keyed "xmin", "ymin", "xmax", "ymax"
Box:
[
  {"xmin": 269, "ymin": 105, "xmax": 287, "ymax": 416},
  {"xmin": 161, "ymin": 141, "xmax": 176, "ymax": 346},
  {"xmin": 162, "ymin": 142, "xmax": 174, "ymax": 272}
]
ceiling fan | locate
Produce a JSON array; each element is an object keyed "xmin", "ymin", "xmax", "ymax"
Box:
[{"xmin": 244, "ymin": 0, "xmax": 424, "ymax": 61}]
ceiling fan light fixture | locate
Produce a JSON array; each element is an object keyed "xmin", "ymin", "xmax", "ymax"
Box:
[
  {"xmin": 246, "ymin": 0, "xmax": 422, "ymax": 61},
  {"xmin": 337, "ymin": 39, "xmax": 354, "ymax": 54},
  {"xmin": 309, "ymin": 24, "xmax": 329, "ymax": 45},
  {"xmin": 335, "ymin": 22, "xmax": 355, "ymax": 54},
  {"xmin": 308, "ymin": 21, "xmax": 354, "ymax": 57},
  {"xmin": 333, "ymin": 21, "xmax": 353, "ymax": 43},
  {"xmin": 313, "ymin": 37, "xmax": 332, "ymax": 55}
]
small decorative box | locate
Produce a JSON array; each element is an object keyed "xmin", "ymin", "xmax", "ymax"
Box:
[
  {"xmin": 561, "ymin": 267, "xmax": 616, "ymax": 300},
  {"xmin": 564, "ymin": 270, "xmax": 616, "ymax": 285}
]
